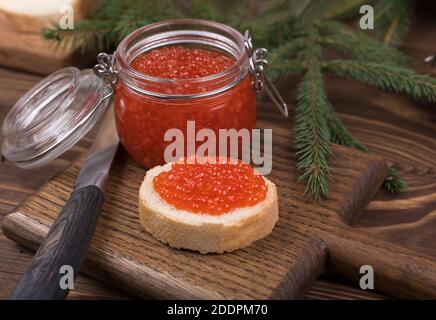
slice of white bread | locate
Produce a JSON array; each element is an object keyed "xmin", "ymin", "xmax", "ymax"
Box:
[
  {"xmin": 0, "ymin": 0, "xmax": 101, "ymax": 33},
  {"xmin": 138, "ymin": 161, "xmax": 279, "ymax": 254}
]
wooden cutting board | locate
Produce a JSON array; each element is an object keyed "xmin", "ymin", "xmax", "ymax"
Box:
[{"xmin": 2, "ymin": 104, "xmax": 392, "ymax": 299}]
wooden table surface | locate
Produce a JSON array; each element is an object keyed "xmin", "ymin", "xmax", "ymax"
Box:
[{"xmin": 0, "ymin": 9, "xmax": 435, "ymax": 300}]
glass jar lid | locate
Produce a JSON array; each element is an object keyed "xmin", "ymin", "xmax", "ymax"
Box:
[{"xmin": 1, "ymin": 67, "xmax": 112, "ymax": 168}]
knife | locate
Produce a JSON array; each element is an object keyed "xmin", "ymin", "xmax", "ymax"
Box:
[{"xmin": 9, "ymin": 105, "xmax": 119, "ymax": 300}]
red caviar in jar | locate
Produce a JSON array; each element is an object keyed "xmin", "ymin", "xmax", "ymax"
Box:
[
  {"xmin": 153, "ymin": 157, "xmax": 267, "ymax": 215},
  {"xmin": 131, "ymin": 46, "xmax": 234, "ymax": 79},
  {"xmin": 115, "ymin": 45, "xmax": 256, "ymax": 168}
]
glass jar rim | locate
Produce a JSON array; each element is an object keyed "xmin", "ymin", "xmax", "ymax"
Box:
[{"xmin": 115, "ymin": 19, "xmax": 249, "ymax": 89}]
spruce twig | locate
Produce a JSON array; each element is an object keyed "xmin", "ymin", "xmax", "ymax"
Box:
[
  {"xmin": 267, "ymin": 62, "xmax": 305, "ymax": 81},
  {"xmin": 326, "ymin": 60, "xmax": 436, "ymax": 103},
  {"xmin": 384, "ymin": 166, "xmax": 407, "ymax": 193},
  {"xmin": 295, "ymin": 62, "xmax": 332, "ymax": 198},
  {"xmin": 327, "ymin": 109, "xmax": 368, "ymax": 152},
  {"xmin": 294, "ymin": 27, "xmax": 332, "ymax": 198},
  {"xmin": 374, "ymin": 0, "xmax": 413, "ymax": 47},
  {"xmin": 323, "ymin": 0, "xmax": 375, "ymax": 19},
  {"xmin": 320, "ymin": 21, "xmax": 411, "ymax": 66},
  {"xmin": 42, "ymin": 20, "xmax": 116, "ymax": 53}
]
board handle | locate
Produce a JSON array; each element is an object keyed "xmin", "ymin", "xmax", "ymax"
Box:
[
  {"xmin": 9, "ymin": 186, "xmax": 105, "ymax": 300},
  {"xmin": 325, "ymin": 232, "xmax": 436, "ymax": 299}
]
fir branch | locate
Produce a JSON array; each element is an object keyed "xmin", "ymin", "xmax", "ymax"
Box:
[
  {"xmin": 326, "ymin": 60, "xmax": 436, "ymax": 103},
  {"xmin": 269, "ymin": 38, "xmax": 306, "ymax": 65},
  {"xmin": 320, "ymin": 21, "xmax": 411, "ymax": 66},
  {"xmin": 374, "ymin": 0, "xmax": 413, "ymax": 46},
  {"xmin": 43, "ymin": 0, "xmax": 178, "ymax": 52},
  {"xmin": 320, "ymin": 33, "xmax": 402, "ymax": 65},
  {"xmin": 268, "ymin": 61, "xmax": 305, "ymax": 81},
  {"xmin": 327, "ymin": 109, "xmax": 368, "ymax": 152},
  {"xmin": 326, "ymin": 108, "xmax": 407, "ymax": 192},
  {"xmin": 287, "ymin": 0, "xmax": 312, "ymax": 17},
  {"xmin": 43, "ymin": 20, "xmax": 117, "ymax": 52},
  {"xmin": 296, "ymin": 0, "xmax": 330, "ymax": 30},
  {"xmin": 295, "ymin": 62, "xmax": 332, "ymax": 198},
  {"xmin": 383, "ymin": 12, "xmax": 411, "ymax": 47},
  {"xmin": 325, "ymin": 105, "xmax": 408, "ymax": 191},
  {"xmin": 384, "ymin": 166, "xmax": 407, "ymax": 193},
  {"xmin": 240, "ymin": 10, "xmax": 296, "ymax": 48},
  {"xmin": 189, "ymin": 0, "xmax": 226, "ymax": 20},
  {"xmin": 325, "ymin": 105, "xmax": 407, "ymax": 191},
  {"xmin": 322, "ymin": 0, "xmax": 375, "ymax": 19},
  {"xmin": 190, "ymin": 0, "xmax": 253, "ymax": 27}
]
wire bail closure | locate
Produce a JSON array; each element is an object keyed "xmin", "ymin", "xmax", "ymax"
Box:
[
  {"xmin": 93, "ymin": 53, "xmax": 119, "ymax": 105},
  {"xmin": 244, "ymin": 30, "xmax": 289, "ymax": 118}
]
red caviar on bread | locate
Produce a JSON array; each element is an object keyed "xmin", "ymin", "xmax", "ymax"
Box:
[
  {"xmin": 138, "ymin": 156, "xmax": 278, "ymax": 254},
  {"xmin": 153, "ymin": 156, "xmax": 268, "ymax": 215}
]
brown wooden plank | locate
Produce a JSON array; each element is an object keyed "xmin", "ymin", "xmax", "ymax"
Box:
[
  {"xmin": 0, "ymin": 31, "xmax": 95, "ymax": 75},
  {"xmin": 306, "ymin": 275, "xmax": 391, "ymax": 300},
  {"xmin": 0, "ymin": 68, "xmax": 41, "ymax": 108}
]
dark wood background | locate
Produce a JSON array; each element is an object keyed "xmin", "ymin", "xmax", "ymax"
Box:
[{"xmin": 0, "ymin": 3, "xmax": 435, "ymax": 299}]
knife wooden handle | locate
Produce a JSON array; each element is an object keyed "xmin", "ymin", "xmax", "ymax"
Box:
[{"xmin": 9, "ymin": 185, "xmax": 105, "ymax": 300}]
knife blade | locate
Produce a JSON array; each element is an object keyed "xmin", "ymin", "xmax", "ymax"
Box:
[{"xmin": 10, "ymin": 105, "xmax": 119, "ymax": 300}]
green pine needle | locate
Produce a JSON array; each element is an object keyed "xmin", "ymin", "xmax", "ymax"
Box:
[
  {"xmin": 295, "ymin": 62, "xmax": 332, "ymax": 198},
  {"xmin": 323, "ymin": 0, "xmax": 375, "ymax": 19},
  {"xmin": 43, "ymin": 20, "xmax": 117, "ymax": 53},
  {"xmin": 269, "ymin": 38, "xmax": 306, "ymax": 65},
  {"xmin": 384, "ymin": 166, "xmax": 407, "ymax": 193},
  {"xmin": 267, "ymin": 61, "xmax": 305, "ymax": 81},
  {"xmin": 320, "ymin": 21, "xmax": 411, "ymax": 66},
  {"xmin": 326, "ymin": 109, "xmax": 408, "ymax": 191},
  {"xmin": 326, "ymin": 60, "xmax": 436, "ymax": 103},
  {"xmin": 375, "ymin": 0, "xmax": 413, "ymax": 47},
  {"xmin": 327, "ymin": 109, "xmax": 369, "ymax": 152}
]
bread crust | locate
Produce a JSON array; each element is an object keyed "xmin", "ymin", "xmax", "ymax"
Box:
[{"xmin": 138, "ymin": 163, "xmax": 279, "ymax": 254}]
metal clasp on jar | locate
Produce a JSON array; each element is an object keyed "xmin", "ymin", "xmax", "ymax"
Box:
[
  {"xmin": 244, "ymin": 30, "xmax": 289, "ymax": 118},
  {"xmin": 94, "ymin": 53, "xmax": 119, "ymax": 87},
  {"xmin": 92, "ymin": 53, "xmax": 119, "ymax": 106}
]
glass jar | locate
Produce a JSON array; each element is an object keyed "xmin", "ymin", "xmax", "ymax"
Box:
[
  {"xmin": 1, "ymin": 19, "xmax": 287, "ymax": 169},
  {"xmin": 113, "ymin": 20, "xmax": 256, "ymax": 168}
]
